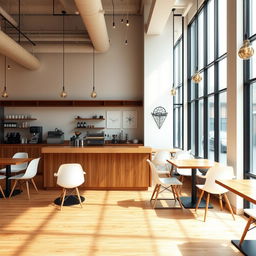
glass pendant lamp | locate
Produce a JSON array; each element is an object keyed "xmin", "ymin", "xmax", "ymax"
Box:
[
  {"xmin": 1, "ymin": 57, "xmax": 9, "ymax": 98},
  {"xmin": 238, "ymin": 34, "xmax": 254, "ymax": 60},
  {"xmin": 90, "ymin": 48, "xmax": 97, "ymax": 98}
]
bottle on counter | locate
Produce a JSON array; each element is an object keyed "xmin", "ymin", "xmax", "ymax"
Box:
[
  {"xmin": 80, "ymin": 122, "xmax": 84, "ymax": 128},
  {"xmin": 83, "ymin": 122, "xmax": 87, "ymax": 128},
  {"xmin": 77, "ymin": 122, "xmax": 80, "ymax": 128}
]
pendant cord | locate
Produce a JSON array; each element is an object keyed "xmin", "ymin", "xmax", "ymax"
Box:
[
  {"xmin": 172, "ymin": 8, "xmax": 175, "ymax": 88},
  {"xmin": 196, "ymin": 0, "xmax": 199, "ymax": 71},
  {"xmin": 93, "ymin": 48, "xmax": 95, "ymax": 90},
  {"xmin": 4, "ymin": 56, "xmax": 6, "ymax": 90},
  {"xmin": 62, "ymin": 11, "xmax": 65, "ymax": 90},
  {"xmin": 112, "ymin": 0, "xmax": 115, "ymax": 26}
]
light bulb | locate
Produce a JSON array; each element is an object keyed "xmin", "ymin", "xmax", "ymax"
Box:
[
  {"xmin": 192, "ymin": 71, "xmax": 202, "ymax": 83},
  {"xmin": 60, "ymin": 87, "xmax": 67, "ymax": 98},
  {"xmin": 238, "ymin": 39, "xmax": 254, "ymax": 59},
  {"xmin": 113, "ymin": 22, "xmax": 116, "ymax": 28},
  {"xmin": 126, "ymin": 20, "xmax": 129, "ymax": 27},
  {"xmin": 170, "ymin": 88, "xmax": 176, "ymax": 96},
  {"xmin": 1, "ymin": 87, "xmax": 8, "ymax": 98},
  {"xmin": 91, "ymin": 90, "xmax": 97, "ymax": 98}
]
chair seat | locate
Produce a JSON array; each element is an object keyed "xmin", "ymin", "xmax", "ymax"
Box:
[
  {"xmin": 159, "ymin": 177, "xmax": 182, "ymax": 186},
  {"xmin": 0, "ymin": 175, "xmax": 6, "ymax": 179},
  {"xmin": 244, "ymin": 209, "xmax": 256, "ymax": 219},
  {"xmin": 196, "ymin": 184, "xmax": 228, "ymax": 194},
  {"xmin": 9, "ymin": 173, "xmax": 25, "ymax": 180}
]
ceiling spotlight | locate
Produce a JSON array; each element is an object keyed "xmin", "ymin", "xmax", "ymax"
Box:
[{"xmin": 126, "ymin": 19, "xmax": 129, "ymax": 27}]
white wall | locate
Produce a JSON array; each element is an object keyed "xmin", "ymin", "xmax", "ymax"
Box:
[
  {"xmin": 144, "ymin": 3, "xmax": 173, "ymax": 148},
  {"xmin": 1, "ymin": 16, "xmax": 144, "ymax": 142}
]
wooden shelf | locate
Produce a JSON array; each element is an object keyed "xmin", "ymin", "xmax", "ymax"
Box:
[
  {"xmin": 75, "ymin": 118, "xmax": 105, "ymax": 121},
  {"xmin": 3, "ymin": 127, "xmax": 30, "ymax": 129},
  {"xmin": 4, "ymin": 118, "xmax": 37, "ymax": 121},
  {"xmin": 0, "ymin": 100, "xmax": 143, "ymax": 107},
  {"xmin": 74, "ymin": 127, "xmax": 105, "ymax": 130}
]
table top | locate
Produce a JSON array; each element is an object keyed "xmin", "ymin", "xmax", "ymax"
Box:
[
  {"xmin": 167, "ymin": 158, "xmax": 217, "ymax": 169},
  {"xmin": 0, "ymin": 158, "xmax": 33, "ymax": 165},
  {"xmin": 152, "ymin": 148, "xmax": 181, "ymax": 154},
  {"xmin": 216, "ymin": 179, "xmax": 256, "ymax": 205}
]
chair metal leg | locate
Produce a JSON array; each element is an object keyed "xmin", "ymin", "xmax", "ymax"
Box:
[
  {"xmin": 0, "ymin": 185, "xmax": 6, "ymax": 199},
  {"xmin": 239, "ymin": 216, "xmax": 254, "ymax": 246},
  {"xmin": 204, "ymin": 193, "xmax": 210, "ymax": 222},
  {"xmin": 219, "ymin": 194, "xmax": 223, "ymax": 211},
  {"xmin": 9, "ymin": 180, "xmax": 17, "ymax": 198},
  {"xmin": 75, "ymin": 187, "xmax": 83, "ymax": 208},
  {"xmin": 150, "ymin": 185, "xmax": 158, "ymax": 201},
  {"xmin": 26, "ymin": 181, "xmax": 30, "ymax": 200},
  {"xmin": 153, "ymin": 185, "xmax": 161, "ymax": 209},
  {"xmin": 60, "ymin": 188, "xmax": 66, "ymax": 211},
  {"xmin": 223, "ymin": 193, "xmax": 235, "ymax": 220},
  {"xmin": 31, "ymin": 179, "xmax": 38, "ymax": 192},
  {"xmin": 195, "ymin": 189, "xmax": 204, "ymax": 213}
]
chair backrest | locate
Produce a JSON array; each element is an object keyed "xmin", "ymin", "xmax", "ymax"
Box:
[
  {"xmin": 203, "ymin": 165, "xmax": 234, "ymax": 194},
  {"xmin": 56, "ymin": 164, "xmax": 85, "ymax": 188},
  {"xmin": 12, "ymin": 152, "xmax": 29, "ymax": 171},
  {"xmin": 152, "ymin": 151, "xmax": 170, "ymax": 166},
  {"xmin": 175, "ymin": 150, "xmax": 194, "ymax": 160},
  {"xmin": 147, "ymin": 159, "xmax": 161, "ymax": 185},
  {"xmin": 22, "ymin": 158, "xmax": 40, "ymax": 179}
]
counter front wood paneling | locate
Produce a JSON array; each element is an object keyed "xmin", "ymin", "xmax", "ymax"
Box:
[{"xmin": 42, "ymin": 146, "xmax": 152, "ymax": 190}]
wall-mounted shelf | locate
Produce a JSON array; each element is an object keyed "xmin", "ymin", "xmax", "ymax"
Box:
[
  {"xmin": 3, "ymin": 127, "xmax": 30, "ymax": 129},
  {"xmin": 4, "ymin": 118, "xmax": 37, "ymax": 121},
  {"xmin": 75, "ymin": 118, "xmax": 105, "ymax": 121},
  {"xmin": 74, "ymin": 127, "xmax": 105, "ymax": 130},
  {"xmin": 0, "ymin": 100, "xmax": 143, "ymax": 107}
]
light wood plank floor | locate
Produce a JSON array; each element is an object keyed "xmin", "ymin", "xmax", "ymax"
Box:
[{"xmin": 0, "ymin": 185, "xmax": 254, "ymax": 256}]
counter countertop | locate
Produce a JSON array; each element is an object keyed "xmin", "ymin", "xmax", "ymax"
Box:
[{"xmin": 41, "ymin": 146, "xmax": 152, "ymax": 154}]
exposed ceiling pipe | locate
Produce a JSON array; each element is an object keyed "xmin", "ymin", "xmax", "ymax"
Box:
[
  {"xmin": 74, "ymin": 0, "xmax": 110, "ymax": 52},
  {"xmin": 0, "ymin": 31, "xmax": 40, "ymax": 70}
]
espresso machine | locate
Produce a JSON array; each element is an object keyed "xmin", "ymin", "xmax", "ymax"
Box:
[{"xmin": 29, "ymin": 126, "xmax": 43, "ymax": 144}]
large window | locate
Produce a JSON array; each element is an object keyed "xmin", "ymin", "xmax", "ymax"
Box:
[
  {"xmin": 173, "ymin": 17, "xmax": 184, "ymax": 149},
  {"xmin": 244, "ymin": 0, "xmax": 256, "ymax": 192},
  {"xmin": 188, "ymin": 0, "xmax": 227, "ymax": 163}
]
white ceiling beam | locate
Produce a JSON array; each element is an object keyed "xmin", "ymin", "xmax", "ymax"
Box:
[{"xmin": 146, "ymin": 0, "xmax": 175, "ymax": 35}]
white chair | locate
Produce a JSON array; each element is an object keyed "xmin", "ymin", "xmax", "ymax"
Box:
[
  {"xmin": 195, "ymin": 165, "xmax": 235, "ymax": 222},
  {"xmin": 9, "ymin": 158, "xmax": 40, "ymax": 199},
  {"xmin": 147, "ymin": 159, "xmax": 183, "ymax": 209},
  {"xmin": 0, "ymin": 152, "xmax": 28, "ymax": 174},
  {"xmin": 0, "ymin": 175, "xmax": 6, "ymax": 199},
  {"xmin": 54, "ymin": 164, "xmax": 86, "ymax": 210},
  {"xmin": 152, "ymin": 150, "xmax": 172, "ymax": 176},
  {"xmin": 239, "ymin": 209, "xmax": 256, "ymax": 246}
]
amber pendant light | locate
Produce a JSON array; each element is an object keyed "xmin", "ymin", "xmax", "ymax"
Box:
[
  {"xmin": 192, "ymin": 0, "xmax": 202, "ymax": 84},
  {"xmin": 238, "ymin": 34, "xmax": 254, "ymax": 60},
  {"xmin": 1, "ymin": 57, "xmax": 9, "ymax": 98},
  {"xmin": 90, "ymin": 48, "xmax": 97, "ymax": 98},
  {"xmin": 60, "ymin": 11, "xmax": 67, "ymax": 98}
]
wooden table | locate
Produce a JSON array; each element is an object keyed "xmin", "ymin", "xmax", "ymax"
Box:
[
  {"xmin": 216, "ymin": 179, "xmax": 256, "ymax": 256},
  {"xmin": 167, "ymin": 159, "xmax": 216, "ymax": 208},
  {"xmin": 0, "ymin": 158, "xmax": 32, "ymax": 197}
]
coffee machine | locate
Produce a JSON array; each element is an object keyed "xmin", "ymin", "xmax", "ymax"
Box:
[{"xmin": 29, "ymin": 126, "xmax": 43, "ymax": 144}]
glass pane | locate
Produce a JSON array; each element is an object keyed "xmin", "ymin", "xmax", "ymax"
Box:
[
  {"xmin": 190, "ymin": 81, "xmax": 196, "ymax": 100},
  {"xmin": 178, "ymin": 41, "xmax": 182, "ymax": 85},
  {"xmin": 198, "ymin": 72, "xmax": 205, "ymax": 97},
  {"xmin": 249, "ymin": 0, "xmax": 256, "ymax": 36},
  {"xmin": 218, "ymin": 0, "xmax": 227, "ymax": 56},
  {"xmin": 179, "ymin": 107, "xmax": 183, "ymax": 148},
  {"xmin": 219, "ymin": 58, "xmax": 227, "ymax": 90},
  {"xmin": 207, "ymin": 65, "xmax": 215, "ymax": 94},
  {"xmin": 207, "ymin": 0, "xmax": 215, "ymax": 64},
  {"xmin": 251, "ymin": 83, "xmax": 256, "ymax": 174},
  {"xmin": 198, "ymin": 99, "xmax": 204, "ymax": 157},
  {"xmin": 208, "ymin": 96, "xmax": 215, "ymax": 160},
  {"xmin": 249, "ymin": 40, "xmax": 256, "ymax": 80},
  {"xmin": 174, "ymin": 108, "xmax": 179, "ymax": 148},
  {"xmin": 174, "ymin": 46, "xmax": 178, "ymax": 87},
  {"xmin": 198, "ymin": 11, "xmax": 205, "ymax": 70},
  {"xmin": 190, "ymin": 102, "xmax": 195, "ymax": 155},
  {"xmin": 219, "ymin": 92, "xmax": 227, "ymax": 164},
  {"xmin": 190, "ymin": 22, "xmax": 196, "ymax": 76}
]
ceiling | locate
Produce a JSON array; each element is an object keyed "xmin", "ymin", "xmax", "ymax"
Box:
[{"xmin": 0, "ymin": 0, "xmax": 143, "ymax": 15}]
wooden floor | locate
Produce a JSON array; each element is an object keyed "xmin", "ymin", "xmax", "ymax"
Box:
[{"xmin": 0, "ymin": 184, "xmax": 254, "ymax": 256}]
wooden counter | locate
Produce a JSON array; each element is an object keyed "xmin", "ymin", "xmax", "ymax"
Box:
[{"xmin": 42, "ymin": 146, "xmax": 152, "ymax": 190}]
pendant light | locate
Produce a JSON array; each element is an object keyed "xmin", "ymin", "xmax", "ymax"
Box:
[
  {"xmin": 191, "ymin": 0, "xmax": 202, "ymax": 84},
  {"xmin": 60, "ymin": 11, "xmax": 67, "ymax": 98},
  {"xmin": 238, "ymin": 34, "xmax": 254, "ymax": 60},
  {"xmin": 112, "ymin": 0, "xmax": 116, "ymax": 28},
  {"xmin": 91, "ymin": 48, "xmax": 97, "ymax": 99},
  {"xmin": 1, "ymin": 57, "xmax": 9, "ymax": 98},
  {"xmin": 171, "ymin": 9, "xmax": 176, "ymax": 96}
]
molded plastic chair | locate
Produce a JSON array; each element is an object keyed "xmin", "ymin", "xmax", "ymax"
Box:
[
  {"xmin": 9, "ymin": 158, "xmax": 40, "ymax": 199},
  {"xmin": 195, "ymin": 165, "xmax": 235, "ymax": 222},
  {"xmin": 152, "ymin": 150, "xmax": 172, "ymax": 176},
  {"xmin": 239, "ymin": 209, "xmax": 256, "ymax": 246},
  {"xmin": 0, "ymin": 175, "xmax": 6, "ymax": 199},
  {"xmin": 54, "ymin": 164, "xmax": 86, "ymax": 210},
  {"xmin": 147, "ymin": 159, "xmax": 183, "ymax": 209},
  {"xmin": 0, "ymin": 152, "xmax": 28, "ymax": 174}
]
